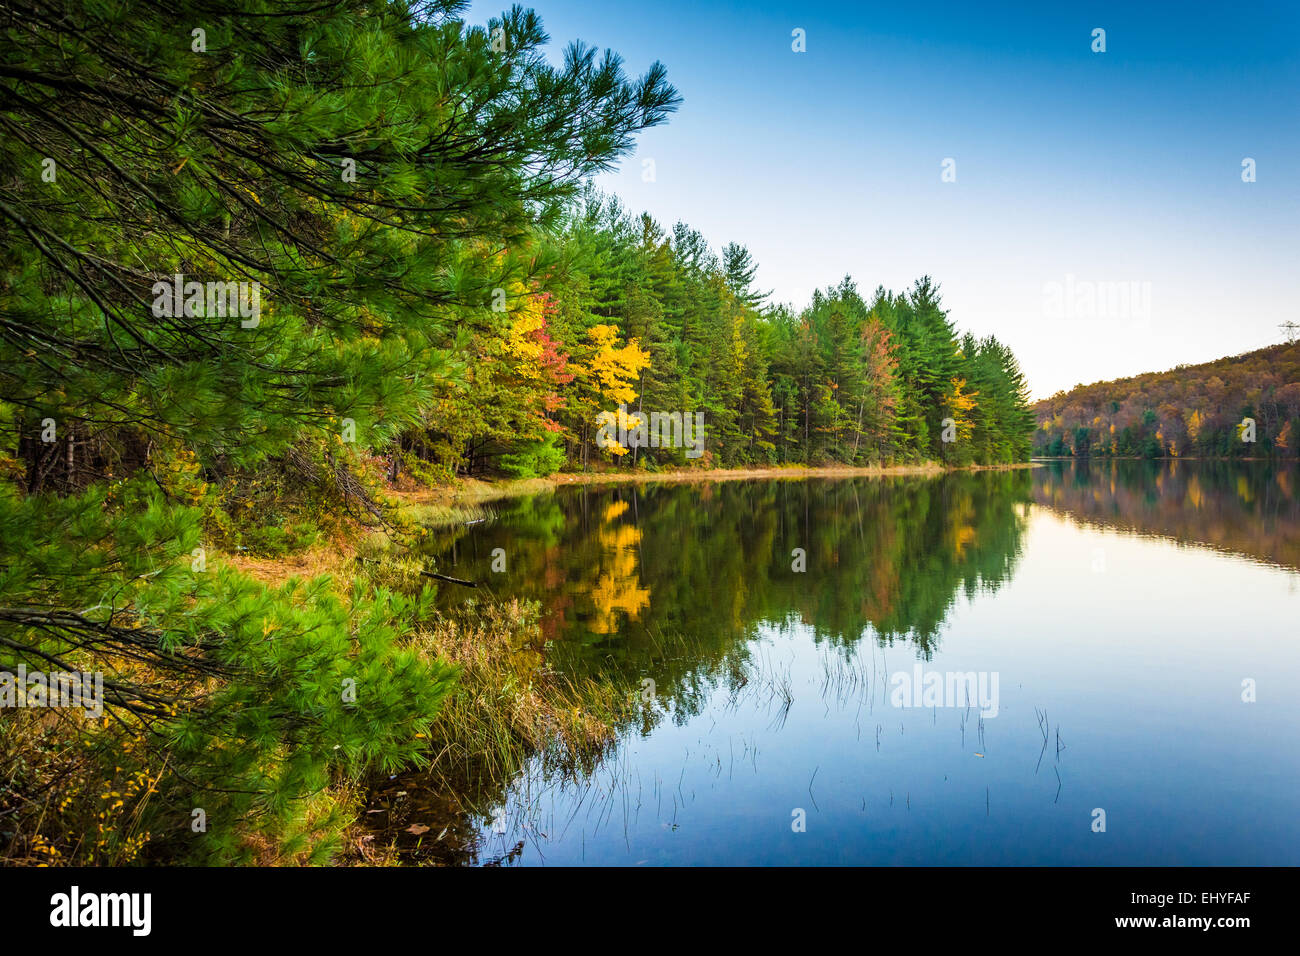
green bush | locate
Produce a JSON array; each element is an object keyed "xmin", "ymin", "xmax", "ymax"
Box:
[{"xmin": 497, "ymin": 435, "xmax": 566, "ymax": 479}]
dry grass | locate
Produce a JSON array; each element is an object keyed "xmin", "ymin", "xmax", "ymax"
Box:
[
  {"xmin": 552, "ymin": 463, "xmax": 951, "ymax": 485},
  {"xmin": 400, "ymin": 461, "xmax": 1043, "ymax": 506},
  {"xmin": 337, "ymin": 597, "xmax": 633, "ymax": 865},
  {"xmin": 413, "ymin": 599, "xmax": 626, "ymax": 785},
  {"xmin": 387, "ymin": 476, "xmax": 556, "ymax": 507},
  {"xmin": 221, "ymin": 539, "xmax": 358, "ymax": 587}
]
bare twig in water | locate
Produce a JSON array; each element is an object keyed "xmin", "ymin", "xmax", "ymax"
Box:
[{"xmin": 420, "ymin": 569, "xmax": 478, "ymax": 588}]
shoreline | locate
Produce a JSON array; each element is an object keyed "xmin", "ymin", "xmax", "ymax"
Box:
[{"xmin": 396, "ymin": 461, "xmax": 1043, "ymax": 510}]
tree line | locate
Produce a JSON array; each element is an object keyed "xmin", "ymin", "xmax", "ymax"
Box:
[
  {"xmin": 410, "ymin": 190, "xmax": 1036, "ymax": 478},
  {"xmin": 1034, "ymin": 342, "xmax": 1300, "ymax": 459}
]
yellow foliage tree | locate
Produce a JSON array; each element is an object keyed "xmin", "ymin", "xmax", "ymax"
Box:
[
  {"xmin": 945, "ymin": 377, "xmax": 978, "ymax": 446},
  {"xmin": 571, "ymin": 324, "xmax": 651, "ymax": 458},
  {"xmin": 585, "ymin": 324, "xmax": 650, "ymax": 405},
  {"xmin": 503, "ymin": 292, "xmax": 546, "ymax": 371}
]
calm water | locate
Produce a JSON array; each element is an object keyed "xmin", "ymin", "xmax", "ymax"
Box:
[{"xmin": 407, "ymin": 461, "xmax": 1300, "ymax": 865}]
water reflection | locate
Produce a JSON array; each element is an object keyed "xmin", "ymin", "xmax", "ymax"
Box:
[
  {"xmin": 1035, "ymin": 459, "xmax": 1300, "ymax": 570},
  {"xmin": 428, "ymin": 470, "xmax": 1034, "ymax": 674},
  {"xmin": 379, "ymin": 461, "xmax": 1300, "ymax": 865}
]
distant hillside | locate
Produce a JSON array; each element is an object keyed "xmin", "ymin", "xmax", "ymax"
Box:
[{"xmin": 1034, "ymin": 341, "xmax": 1300, "ymax": 458}]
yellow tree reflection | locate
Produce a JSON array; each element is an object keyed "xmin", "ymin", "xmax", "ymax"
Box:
[{"xmin": 589, "ymin": 500, "xmax": 651, "ymax": 634}]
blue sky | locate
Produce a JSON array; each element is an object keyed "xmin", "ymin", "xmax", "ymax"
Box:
[{"xmin": 465, "ymin": 0, "xmax": 1300, "ymax": 398}]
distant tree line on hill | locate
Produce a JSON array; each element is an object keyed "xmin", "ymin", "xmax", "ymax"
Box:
[{"xmin": 1034, "ymin": 342, "xmax": 1300, "ymax": 459}]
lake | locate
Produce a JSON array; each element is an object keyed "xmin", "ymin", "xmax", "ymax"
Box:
[{"xmin": 406, "ymin": 461, "xmax": 1300, "ymax": 865}]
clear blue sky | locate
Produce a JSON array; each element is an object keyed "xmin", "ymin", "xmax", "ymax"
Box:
[{"xmin": 465, "ymin": 0, "xmax": 1299, "ymax": 399}]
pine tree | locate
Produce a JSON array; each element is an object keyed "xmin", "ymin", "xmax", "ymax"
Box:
[{"xmin": 0, "ymin": 0, "xmax": 678, "ymax": 860}]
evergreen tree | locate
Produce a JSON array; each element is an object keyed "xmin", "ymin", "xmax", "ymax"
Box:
[{"xmin": 0, "ymin": 0, "xmax": 678, "ymax": 860}]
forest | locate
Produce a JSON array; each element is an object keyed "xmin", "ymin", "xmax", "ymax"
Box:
[
  {"xmin": 1034, "ymin": 341, "xmax": 1300, "ymax": 459},
  {"xmin": 0, "ymin": 0, "xmax": 1032, "ymax": 864},
  {"xmin": 416, "ymin": 193, "xmax": 1038, "ymax": 477}
]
